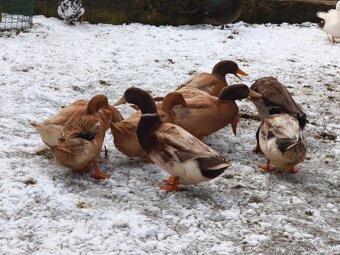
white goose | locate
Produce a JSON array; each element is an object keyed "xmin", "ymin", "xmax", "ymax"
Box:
[{"xmin": 317, "ymin": 1, "xmax": 340, "ymax": 43}]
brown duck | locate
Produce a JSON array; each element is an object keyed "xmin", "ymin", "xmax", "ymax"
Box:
[
  {"xmin": 114, "ymin": 87, "xmax": 231, "ymax": 191},
  {"xmin": 179, "ymin": 60, "xmax": 248, "ymax": 96},
  {"xmin": 33, "ymin": 95, "xmax": 122, "ymax": 179},
  {"xmin": 168, "ymin": 84, "xmax": 262, "ymax": 138}
]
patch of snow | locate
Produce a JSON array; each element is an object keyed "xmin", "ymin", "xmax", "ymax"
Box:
[{"xmin": 0, "ymin": 16, "xmax": 339, "ymax": 254}]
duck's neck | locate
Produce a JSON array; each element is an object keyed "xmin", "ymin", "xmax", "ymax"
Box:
[
  {"xmin": 212, "ymin": 63, "xmax": 230, "ymax": 81},
  {"xmin": 137, "ymin": 102, "xmax": 162, "ymax": 153}
]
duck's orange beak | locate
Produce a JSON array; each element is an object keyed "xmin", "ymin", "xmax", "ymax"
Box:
[{"xmin": 235, "ymin": 68, "xmax": 248, "ymax": 80}]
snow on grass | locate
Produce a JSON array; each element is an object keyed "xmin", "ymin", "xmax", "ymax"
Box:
[{"xmin": 0, "ymin": 16, "xmax": 339, "ymax": 254}]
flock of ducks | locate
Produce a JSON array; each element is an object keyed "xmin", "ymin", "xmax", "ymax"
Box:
[{"xmin": 32, "ymin": 60, "xmax": 307, "ymax": 191}]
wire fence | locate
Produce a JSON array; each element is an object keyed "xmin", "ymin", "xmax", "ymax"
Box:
[{"xmin": 0, "ymin": 0, "xmax": 35, "ymax": 31}]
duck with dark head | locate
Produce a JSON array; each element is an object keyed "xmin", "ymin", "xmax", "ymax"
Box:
[
  {"xmin": 178, "ymin": 60, "xmax": 248, "ymax": 97},
  {"xmin": 114, "ymin": 87, "xmax": 231, "ymax": 191},
  {"xmin": 163, "ymin": 84, "xmax": 261, "ymax": 138}
]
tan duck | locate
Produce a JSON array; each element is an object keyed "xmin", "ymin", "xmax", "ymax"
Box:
[
  {"xmin": 250, "ymin": 77, "xmax": 307, "ymax": 152},
  {"xmin": 31, "ymin": 95, "xmax": 123, "ymax": 147},
  {"xmin": 169, "ymin": 84, "xmax": 262, "ymax": 138},
  {"xmin": 32, "ymin": 95, "xmax": 123, "ymax": 179},
  {"xmin": 179, "ymin": 60, "xmax": 248, "ymax": 96},
  {"xmin": 110, "ymin": 92, "xmax": 187, "ymax": 159},
  {"xmin": 114, "ymin": 87, "xmax": 232, "ymax": 191},
  {"xmin": 258, "ymin": 114, "xmax": 307, "ymax": 173}
]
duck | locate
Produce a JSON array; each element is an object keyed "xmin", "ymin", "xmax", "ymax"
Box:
[
  {"xmin": 199, "ymin": 0, "xmax": 243, "ymax": 29},
  {"xmin": 250, "ymin": 77, "xmax": 307, "ymax": 152},
  {"xmin": 110, "ymin": 92, "xmax": 187, "ymax": 159},
  {"xmin": 57, "ymin": 0, "xmax": 85, "ymax": 24},
  {"xmin": 32, "ymin": 95, "xmax": 123, "ymax": 179},
  {"xmin": 170, "ymin": 84, "xmax": 262, "ymax": 138},
  {"xmin": 114, "ymin": 87, "xmax": 232, "ymax": 191},
  {"xmin": 178, "ymin": 60, "xmax": 248, "ymax": 97},
  {"xmin": 317, "ymin": 1, "xmax": 340, "ymax": 43},
  {"xmin": 31, "ymin": 95, "xmax": 122, "ymax": 148},
  {"xmin": 258, "ymin": 114, "xmax": 307, "ymax": 173}
]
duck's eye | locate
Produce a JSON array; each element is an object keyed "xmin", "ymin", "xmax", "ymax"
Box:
[
  {"xmin": 77, "ymin": 131, "xmax": 96, "ymax": 141},
  {"xmin": 58, "ymin": 137, "xmax": 65, "ymax": 142}
]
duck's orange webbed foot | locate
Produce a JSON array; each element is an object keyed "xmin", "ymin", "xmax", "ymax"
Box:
[
  {"xmin": 91, "ymin": 160, "xmax": 110, "ymax": 179},
  {"xmin": 287, "ymin": 166, "xmax": 299, "ymax": 174},
  {"xmin": 160, "ymin": 176, "xmax": 180, "ymax": 192},
  {"xmin": 258, "ymin": 164, "xmax": 276, "ymax": 172},
  {"xmin": 143, "ymin": 158, "xmax": 154, "ymax": 164},
  {"xmin": 76, "ymin": 165, "xmax": 90, "ymax": 173},
  {"xmin": 92, "ymin": 171, "xmax": 111, "ymax": 179}
]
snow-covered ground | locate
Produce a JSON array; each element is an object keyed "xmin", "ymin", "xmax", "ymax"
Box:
[{"xmin": 0, "ymin": 16, "xmax": 339, "ymax": 254}]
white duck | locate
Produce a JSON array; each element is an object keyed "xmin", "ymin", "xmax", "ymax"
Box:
[
  {"xmin": 57, "ymin": 0, "xmax": 85, "ymax": 24},
  {"xmin": 317, "ymin": 1, "xmax": 340, "ymax": 43}
]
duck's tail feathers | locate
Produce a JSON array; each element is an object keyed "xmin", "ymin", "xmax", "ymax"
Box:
[
  {"xmin": 198, "ymin": 158, "xmax": 232, "ymax": 179},
  {"xmin": 30, "ymin": 121, "xmax": 63, "ymax": 147},
  {"xmin": 285, "ymin": 137, "xmax": 305, "ymax": 151},
  {"xmin": 277, "ymin": 137, "xmax": 305, "ymax": 153}
]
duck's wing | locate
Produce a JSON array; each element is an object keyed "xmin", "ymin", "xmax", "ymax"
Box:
[
  {"xmin": 181, "ymin": 73, "xmax": 222, "ymax": 90},
  {"xmin": 172, "ymin": 95, "xmax": 214, "ymax": 120},
  {"xmin": 176, "ymin": 87, "xmax": 210, "ymax": 98},
  {"xmin": 43, "ymin": 100, "xmax": 88, "ymax": 126},
  {"xmin": 30, "ymin": 122, "xmax": 64, "ymax": 147},
  {"xmin": 61, "ymin": 107, "xmax": 112, "ymax": 141},
  {"xmin": 154, "ymin": 123, "xmax": 221, "ymax": 162}
]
